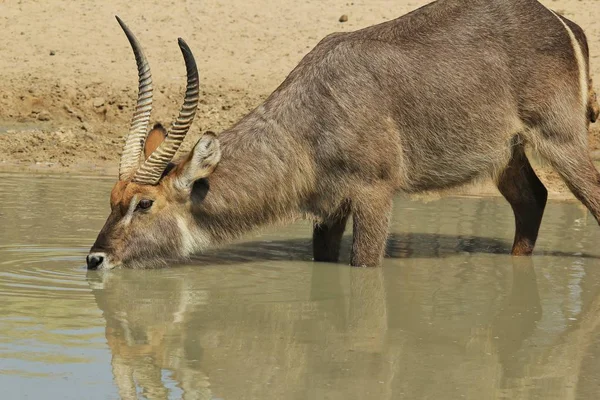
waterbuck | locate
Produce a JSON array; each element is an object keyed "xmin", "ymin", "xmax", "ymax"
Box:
[{"xmin": 87, "ymin": 1, "xmax": 599, "ymax": 270}]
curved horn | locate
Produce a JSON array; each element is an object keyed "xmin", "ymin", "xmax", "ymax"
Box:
[
  {"xmin": 132, "ymin": 38, "xmax": 200, "ymax": 185},
  {"xmin": 116, "ymin": 16, "xmax": 154, "ymax": 181}
]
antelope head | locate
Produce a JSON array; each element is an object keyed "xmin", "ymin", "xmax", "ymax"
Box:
[{"xmin": 86, "ymin": 17, "xmax": 221, "ymax": 270}]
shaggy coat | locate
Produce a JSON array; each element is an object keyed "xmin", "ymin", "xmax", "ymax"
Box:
[{"xmin": 88, "ymin": 0, "xmax": 599, "ymax": 269}]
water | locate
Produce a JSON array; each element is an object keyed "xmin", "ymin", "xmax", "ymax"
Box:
[{"xmin": 1, "ymin": 173, "xmax": 600, "ymax": 399}]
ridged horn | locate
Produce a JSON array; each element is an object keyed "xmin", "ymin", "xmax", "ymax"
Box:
[
  {"xmin": 132, "ymin": 38, "xmax": 200, "ymax": 185},
  {"xmin": 116, "ymin": 16, "xmax": 153, "ymax": 181}
]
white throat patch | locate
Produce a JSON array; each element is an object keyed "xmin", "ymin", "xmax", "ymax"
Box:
[{"xmin": 175, "ymin": 215, "xmax": 210, "ymax": 257}]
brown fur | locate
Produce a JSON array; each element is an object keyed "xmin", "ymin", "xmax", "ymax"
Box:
[{"xmin": 89, "ymin": 0, "xmax": 598, "ymax": 269}]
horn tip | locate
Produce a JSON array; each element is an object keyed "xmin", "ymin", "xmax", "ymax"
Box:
[
  {"xmin": 177, "ymin": 38, "xmax": 193, "ymax": 56},
  {"xmin": 115, "ymin": 15, "xmax": 128, "ymax": 31}
]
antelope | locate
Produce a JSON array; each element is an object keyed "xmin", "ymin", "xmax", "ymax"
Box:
[{"xmin": 87, "ymin": 0, "xmax": 600, "ymax": 270}]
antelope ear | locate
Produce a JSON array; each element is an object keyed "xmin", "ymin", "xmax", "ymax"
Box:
[
  {"xmin": 174, "ymin": 132, "xmax": 221, "ymax": 190},
  {"xmin": 144, "ymin": 124, "xmax": 167, "ymax": 159}
]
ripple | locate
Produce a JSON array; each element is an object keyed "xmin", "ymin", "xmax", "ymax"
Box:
[{"xmin": 0, "ymin": 245, "xmax": 89, "ymax": 300}]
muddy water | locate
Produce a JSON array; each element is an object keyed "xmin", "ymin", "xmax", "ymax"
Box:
[{"xmin": 2, "ymin": 173, "xmax": 600, "ymax": 399}]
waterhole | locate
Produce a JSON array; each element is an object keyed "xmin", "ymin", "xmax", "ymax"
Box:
[{"xmin": 2, "ymin": 173, "xmax": 600, "ymax": 399}]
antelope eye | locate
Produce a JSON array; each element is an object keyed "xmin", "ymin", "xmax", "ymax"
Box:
[{"xmin": 136, "ymin": 199, "xmax": 154, "ymax": 211}]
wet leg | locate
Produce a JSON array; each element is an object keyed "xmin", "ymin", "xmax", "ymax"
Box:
[
  {"xmin": 541, "ymin": 141, "xmax": 600, "ymax": 223},
  {"xmin": 350, "ymin": 189, "xmax": 393, "ymax": 267},
  {"xmin": 313, "ymin": 208, "xmax": 350, "ymax": 263},
  {"xmin": 497, "ymin": 146, "xmax": 547, "ymax": 255}
]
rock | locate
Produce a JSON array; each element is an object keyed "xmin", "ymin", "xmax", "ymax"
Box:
[
  {"xmin": 92, "ymin": 97, "xmax": 105, "ymax": 107},
  {"xmin": 339, "ymin": 14, "xmax": 348, "ymax": 22},
  {"xmin": 37, "ymin": 110, "xmax": 51, "ymax": 121},
  {"xmin": 49, "ymin": 50, "xmax": 56, "ymax": 56}
]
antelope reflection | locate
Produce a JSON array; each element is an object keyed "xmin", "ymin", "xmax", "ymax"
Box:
[
  {"xmin": 89, "ymin": 271, "xmax": 210, "ymax": 400},
  {"xmin": 88, "ymin": 239, "xmax": 600, "ymax": 399}
]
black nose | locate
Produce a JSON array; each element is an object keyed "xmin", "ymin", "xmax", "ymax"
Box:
[{"xmin": 86, "ymin": 254, "xmax": 104, "ymax": 270}]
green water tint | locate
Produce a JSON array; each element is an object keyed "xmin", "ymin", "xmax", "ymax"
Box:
[{"xmin": 1, "ymin": 173, "xmax": 600, "ymax": 399}]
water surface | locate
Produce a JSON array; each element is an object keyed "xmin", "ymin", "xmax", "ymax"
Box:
[{"xmin": 2, "ymin": 173, "xmax": 600, "ymax": 399}]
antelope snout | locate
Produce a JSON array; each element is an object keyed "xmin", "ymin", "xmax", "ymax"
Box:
[{"xmin": 86, "ymin": 252, "xmax": 106, "ymax": 270}]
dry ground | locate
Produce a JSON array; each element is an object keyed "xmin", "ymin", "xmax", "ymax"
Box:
[{"xmin": 0, "ymin": 0, "xmax": 599, "ymax": 198}]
